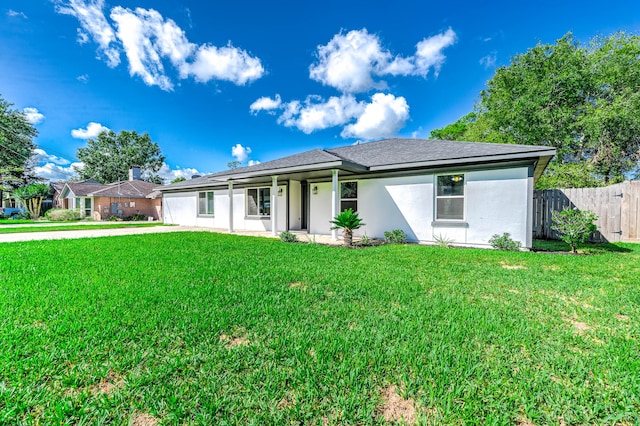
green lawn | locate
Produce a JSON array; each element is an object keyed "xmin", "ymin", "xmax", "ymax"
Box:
[
  {"xmin": 1, "ymin": 233, "xmax": 638, "ymax": 424},
  {"xmin": 0, "ymin": 222, "xmax": 165, "ymax": 234}
]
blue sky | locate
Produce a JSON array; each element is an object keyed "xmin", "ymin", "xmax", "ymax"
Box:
[{"xmin": 2, "ymin": 0, "xmax": 639, "ymax": 182}]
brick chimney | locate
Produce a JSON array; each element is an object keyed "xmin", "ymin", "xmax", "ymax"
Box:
[{"xmin": 129, "ymin": 166, "xmax": 141, "ymax": 181}]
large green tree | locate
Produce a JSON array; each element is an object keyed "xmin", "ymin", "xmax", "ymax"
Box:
[
  {"xmin": 0, "ymin": 95, "xmax": 38, "ymax": 202},
  {"xmin": 75, "ymin": 130, "xmax": 165, "ymax": 184},
  {"xmin": 431, "ymin": 32, "xmax": 640, "ymax": 187}
]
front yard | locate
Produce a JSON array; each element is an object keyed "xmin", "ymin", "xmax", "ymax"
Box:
[{"xmin": 0, "ymin": 233, "xmax": 638, "ymax": 424}]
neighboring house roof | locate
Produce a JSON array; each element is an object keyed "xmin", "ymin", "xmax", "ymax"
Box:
[
  {"xmin": 60, "ymin": 179, "xmax": 162, "ymax": 199},
  {"xmin": 89, "ymin": 180, "xmax": 160, "ymax": 199},
  {"xmin": 161, "ymin": 138, "xmax": 556, "ymax": 191}
]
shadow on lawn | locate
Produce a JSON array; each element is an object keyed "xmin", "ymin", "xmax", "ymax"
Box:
[{"xmin": 532, "ymin": 239, "xmax": 633, "ymax": 254}]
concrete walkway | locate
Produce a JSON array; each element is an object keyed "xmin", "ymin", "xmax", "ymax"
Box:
[{"xmin": 0, "ymin": 224, "xmax": 342, "ymax": 245}]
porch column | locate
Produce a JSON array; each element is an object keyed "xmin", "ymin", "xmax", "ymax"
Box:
[
  {"xmin": 228, "ymin": 180, "xmax": 234, "ymax": 233},
  {"xmin": 271, "ymin": 175, "xmax": 278, "ymax": 236},
  {"xmin": 331, "ymin": 169, "xmax": 339, "ymax": 241}
]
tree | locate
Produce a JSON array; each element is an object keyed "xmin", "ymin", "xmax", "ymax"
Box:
[
  {"xmin": 13, "ymin": 183, "xmax": 50, "ymax": 219},
  {"xmin": 430, "ymin": 32, "xmax": 640, "ymax": 188},
  {"xmin": 0, "ymin": 95, "xmax": 38, "ymax": 202},
  {"xmin": 75, "ymin": 130, "xmax": 165, "ymax": 184},
  {"xmin": 170, "ymin": 176, "xmax": 187, "ymax": 184},
  {"xmin": 227, "ymin": 160, "xmax": 241, "ymax": 169},
  {"xmin": 329, "ymin": 208, "xmax": 365, "ymax": 247},
  {"xmin": 551, "ymin": 208, "xmax": 598, "ymax": 254}
]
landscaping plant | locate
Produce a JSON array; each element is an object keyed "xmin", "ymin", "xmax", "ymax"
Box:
[
  {"xmin": 329, "ymin": 208, "xmax": 364, "ymax": 247},
  {"xmin": 279, "ymin": 231, "xmax": 298, "ymax": 243},
  {"xmin": 384, "ymin": 229, "xmax": 407, "ymax": 244},
  {"xmin": 551, "ymin": 207, "xmax": 598, "ymax": 254},
  {"xmin": 488, "ymin": 232, "xmax": 522, "ymax": 251},
  {"xmin": 45, "ymin": 208, "xmax": 82, "ymax": 222}
]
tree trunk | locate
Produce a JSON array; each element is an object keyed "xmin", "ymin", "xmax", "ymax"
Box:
[{"xmin": 344, "ymin": 230, "xmax": 353, "ymax": 247}]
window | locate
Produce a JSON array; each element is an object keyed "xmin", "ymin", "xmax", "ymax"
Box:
[
  {"xmin": 246, "ymin": 187, "xmax": 270, "ymax": 216},
  {"xmin": 75, "ymin": 197, "xmax": 92, "ymax": 217},
  {"xmin": 436, "ymin": 174, "xmax": 465, "ymax": 220},
  {"xmin": 340, "ymin": 181, "xmax": 357, "ymax": 212},
  {"xmin": 198, "ymin": 191, "xmax": 214, "ymax": 215}
]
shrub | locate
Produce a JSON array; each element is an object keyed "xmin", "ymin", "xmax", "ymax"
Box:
[
  {"xmin": 108, "ymin": 216, "xmax": 123, "ymax": 222},
  {"xmin": 489, "ymin": 233, "xmax": 522, "ymax": 251},
  {"xmin": 44, "ymin": 208, "xmax": 82, "ymax": 222},
  {"xmin": 384, "ymin": 229, "xmax": 407, "ymax": 244},
  {"xmin": 125, "ymin": 214, "xmax": 147, "ymax": 221},
  {"xmin": 551, "ymin": 207, "xmax": 598, "ymax": 254},
  {"xmin": 279, "ymin": 231, "xmax": 298, "ymax": 243}
]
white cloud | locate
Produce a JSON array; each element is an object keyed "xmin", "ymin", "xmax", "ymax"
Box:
[
  {"xmin": 231, "ymin": 144, "xmax": 252, "ymax": 163},
  {"xmin": 32, "ymin": 149, "xmax": 71, "ymax": 166},
  {"xmin": 248, "ymin": 160, "xmax": 260, "ymax": 166},
  {"xmin": 341, "ymin": 93, "xmax": 409, "ymax": 139},
  {"xmin": 7, "ymin": 10, "xmax": 27, "ymax": 19},
  {"xmin": 77, "ymin": 74, "xmax": 89, "ymax": 83},
  {"xmin": 252, "ymin": 92, "xmax": 407, "ymax": 139},
  {"xmin": 250, "ymin": 95, "xmax": 282, "ymax": 115},
  {"xmin": 480, "ymin": 52, "xmax": 497, "ymax": 69},
  {"xmin": 309, "ymin": 28, "xmax": 457, "ymax": 93},
  {"xmin": 309, "ymin": 29, "xmax": 391, "ymax": 93},
  {"xmin": 55, "ymin": 0, "xmax": 121, "ymax": 67},
  {"xmin": 413, "ymin": 28, "xmax": 457, "ymax": 77},
  {"xmin": 33, "ymin": 159, "xmax": 83, "ymax": 182},
  {"xmin": 280, "ymin": 95, "xmax": 364, "ymax": 134},
  {"xmin": 183, "ymin": 43, "xmax": 265, "ymax": 86},
  {"xmin": 156, "ymin": 163, "xmax": 200, "ymax": 183},
  {"xmin": 23, "ymin": 107, "xmax": 45, "ymax": 124},
  {"xmin": 56, "ymin": 1, "xmax": 264, "ymax": 91},
  {"xmin": 71, "ymin": 122, "xmax": 110, "ymax": 139}
]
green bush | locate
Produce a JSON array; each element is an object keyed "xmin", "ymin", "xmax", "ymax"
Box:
[
  {"xmin": 279, "ymin": 231, "xmax": 298, "ymax": 243},
  {"xmin": 551, "ymin": 207, "xmax": 598, "ymax": 254},
  {"xmin": 125, "ymin": 214, "xmax": 147, "ymax": 221},
  {"xmin": 488, "ymin": 233, "xmax": 522, "ymax": 251},
  {"xmin": 108, "ymin": 216, "xmax": 123, "ymax": 222},
  {"xmin": 44, "ymin": 208, "xmax": 82, "ymax": 222},
  {"xmin": 384, "ymin": 229, "xmax": 407, "ymax": 244}
]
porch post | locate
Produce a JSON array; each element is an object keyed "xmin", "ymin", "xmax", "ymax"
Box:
[
  {"xmin": 228, "ymin": 180, "xmax": 234, "ymax": 233},
  {"xmin": 331, "ymin": 169, "xmax": 339, "ymax": 241},
  {"xmin": 271, "ymin": 175, "xmax": 278, "ymax": 236}
]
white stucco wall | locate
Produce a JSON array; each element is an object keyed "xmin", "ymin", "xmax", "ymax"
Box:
[
  {"xmin": 309, "ymin": 182, "xmax": 333, "ymax": 235},
  {"xmin": 307, "ymin": 166, "xmax": 532, "ymax": 247},
  {"xmin": 163, "ymin": 186, "xmax": 287, "ymax": 233},
  {"xmin": 289, "ymin": 180, "xmax": 302, "ymax": 230},
  {"xmin": 163, "ymin": 191, "xmax": 197, "ymax": 226}
]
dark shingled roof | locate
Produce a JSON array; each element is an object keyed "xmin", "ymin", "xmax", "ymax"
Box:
[
  {"xmin": 326, "ymin": 138, "xmax": 553, "ymax": 168},
  {"xmin": 161, "ymin": 138, "xmax": 556, "ymax": 190}
]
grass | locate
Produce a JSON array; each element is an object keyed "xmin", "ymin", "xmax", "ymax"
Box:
[
  {"xmin": 0, "ymin": 222, "xmax": 164, "ymax": 234},
  {"xmin": 0, "ymin": 219, "xmax": 42, "ymax": 225},
  {"xmin": 0, "ymin": 233, "xmax": 639, "ymax": 424}
]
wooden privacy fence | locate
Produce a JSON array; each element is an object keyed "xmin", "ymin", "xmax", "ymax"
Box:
[{"xmin": 533, "ymin": 181, "xmax": 640, "ymax": 243}]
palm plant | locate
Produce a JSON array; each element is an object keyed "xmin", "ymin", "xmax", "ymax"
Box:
[{"xmin": 330, "ymin": 208, "xmax": 365, "ymax": 247}]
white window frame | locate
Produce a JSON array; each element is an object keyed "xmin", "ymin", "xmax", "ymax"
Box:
[
  {"xmin": 198, "ymin": 191, "xmax": 214, "ymax": 216},
  {"xmin": 246, "ymin": 187, "xmax": 271, "ymax": 217},
  {"xmin": 340, "ymin": 181, "xmax": 358, "ymax": 212},
  {"xmin": 75, "ymin": 197, "xmax": 92, "ymax": 217},
  {"xmin": 435, "ymin": 173, "xmax": 465, "ymax": 221}
]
